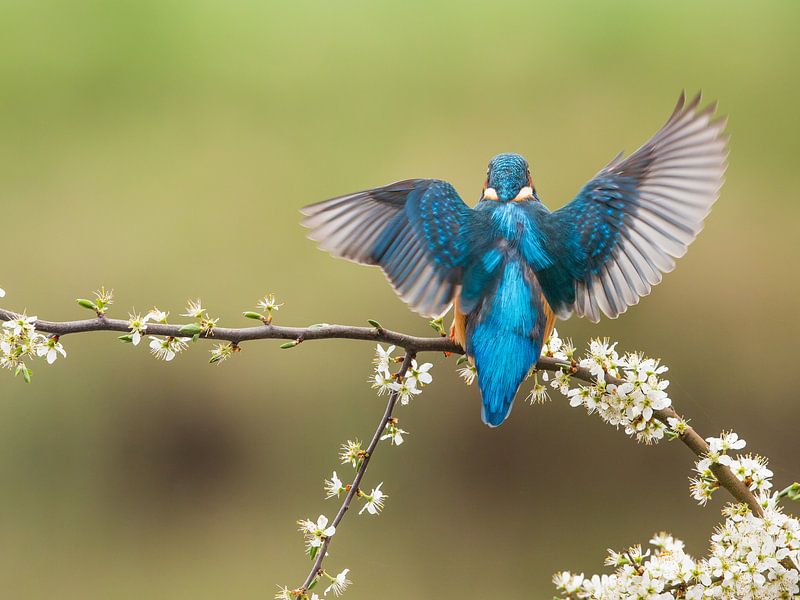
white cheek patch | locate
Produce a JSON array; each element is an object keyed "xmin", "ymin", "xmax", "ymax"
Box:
[
  {"xmin": 483, "ymin": 187, "xmax": 499, "ymax": 201},
  {"xmin": 513, "ymin": 186, "xmax": 534, "ymax": 202}
]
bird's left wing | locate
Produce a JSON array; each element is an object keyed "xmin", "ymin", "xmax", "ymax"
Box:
[
  {"xmin": 301, "ymin": 179, "xmax": 475, "ymax": 317},
  {"xmin": 537, "ymin": 92, "xmax": 728, "ymax": 322}
]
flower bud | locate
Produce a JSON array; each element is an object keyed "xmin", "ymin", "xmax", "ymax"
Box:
[{"xmin": 77, "ymin": 299, "xmax": 98, "ymax": 311}]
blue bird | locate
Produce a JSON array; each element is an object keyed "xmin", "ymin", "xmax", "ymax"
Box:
[{"xmin": 302, "ymin": 92, "xmax": 727, "ymax": 427}]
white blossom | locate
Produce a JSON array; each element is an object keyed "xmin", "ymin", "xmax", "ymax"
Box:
[
  {"xmin": 324, "ymin": 471, "xmax": 346, "ymax": 499},
  {"xmin": 2, "ymin": 314, "xmax": 37, "ymax": 336},
  {"xmin": 209, "ymin": 342, "xmax": 235, "ymax": 364},
  {"xmin": 526, "ymin": 374, "xmax": 550, "ymax": 404},
  {"xmin": 180, "ymin": 298, "xmax": 206, "ymax": 319},
  {"xmin": 457, "ymin": 363, "xmax": 477, "ymax": 385},
  {"xmin": 391, "ymin": 378, "xmax": 421, "ymax": 405},
  {"xmin": 324, "ymin": 568, "xmax": 351, "ymax": 597},
  {"xmin": 257, "ymin": 293, "xmax": 283, "ymax": 315},
  {"xmin": 339, "ymin": 440, "xmax": 363, "ymax": 468},
  {"xmin": 36, "ymin": 336, "xmax": 66, "ymax": 364},
  {"xmin": 297, "ymin": 514, "xmax": 336, "ymax": 552},
  {"xmin": 145, "ymin": 307, "xmax": 168, "ymax": 323},
  {"xmin": 380, "ymin": 421, "xmax": 407, "ymax": 446},
  {"xmin": 406, "ymin": 359, "xmax": 433, "ymax": 387},
  {"xmin": 371, "ymin": 368, "xmax": 394, "ymax": 396},
  {"xmin": 148, "ymin": 336, "xmax": 189, "ymax": 361},
  {"xmin": 274, "ymin": 585, "xmax": 292, "ymax": 600},
  {"xmin": 373, "ymin": 344, "xmax": 396, "ymax": 374},
  {"xmin": 359, "ymin": 483, "xmax": 387, "ymax": 515},
  {"xmin": 127, "ymin": 311, "xmax": 150, "ymax": 346}
]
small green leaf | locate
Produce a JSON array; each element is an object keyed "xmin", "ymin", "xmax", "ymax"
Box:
[
  {"xmin": 781, "ymin": 482, "xmax": 800, "ymax": 502},
  {"xmin": 77, "ymin": 298, "xmax": 97, "ymax": 311},
  {"xmin": 15, "ymin": 364, "xmax": 32, "ymax": 383},
  {"xmin": 178, "ymin": 323, "xmax": 202, "ymax": 335},
  {"xmin": 428, "ymin": 316, "xmax": 446, "ymax": 336},
  {"xmin": 456, "ymin": 355, "xmax": 469, "ymax": 365},
  {"xmin": 280, "ymin": 341, "xmax": 297, "ymax": 349},
  {"xmin": 367, "ymin": 319, "xmax": 382, "ymax": 329},
  {"xmin": 242, "ymin": 311, "xmax": 264, "ymax": 320},
  {"xmin": 118, "ymin": 334, "xmax": 133, "ymax": 343}
]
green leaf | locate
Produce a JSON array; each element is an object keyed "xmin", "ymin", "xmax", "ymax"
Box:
[
  {"xmin": 76, "ymin": 298, "xmax": 97, "ymax": 311},
  {"xmin": 456, "ymin": 355, "xmax": 469, "ymax": 366},
  {"xmin": 118, "ymin": 334, "xmax": 133, "ymax": 343},
  {"xmin": 15, "ymin": 364, "xmax": 31, "ymax": 383},
  {"xmin": 428, "ymin": 316, "xmax": 446, "ymax": 336},
  {"xmin": 242, "ymin": 311, "xmax": 264, "ymax": 320},
  {"xmin": 780, "ymin": 482, "xmax": 800, "ymax": 502},
  {"xmin": 280, "ymin": 341, "xmax": 297, "ymax": 349},
  {"xmin": 367, "ymin": 319, "xmax": 382, "ymax": 329},
  {"xmin": 178, "ymin": 323, "xmax": 202, "ymax": 335}
]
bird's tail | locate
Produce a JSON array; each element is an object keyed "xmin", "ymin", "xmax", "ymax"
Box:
[
  {"xmin": 471, "ymin": 327, "xmax": 540, "ymax": 427},
  {"xmin": 467, "ymin": 262, "xmax": 542, "ymax": 427}
]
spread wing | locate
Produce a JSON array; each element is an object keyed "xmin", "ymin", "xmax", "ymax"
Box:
[
  {"xmin": 301, "ymin": 179, "xmax": 475, "ymax": 317},
  {"xmin": 538, "ymin": 92, "xmax": 728, "ymax": 322}
]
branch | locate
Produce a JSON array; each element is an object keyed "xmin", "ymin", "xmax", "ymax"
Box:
[
  {"xmin": 298, "ymin": 350, "xmax": 415, "ymax": 597},
  {"xmin": 0, "ymin": 306, "xmax": 767, "ymax": 517},
  {"xmin": 0, "ymin": 307, "xmax": 457, "ymax": 353},
  {"xmin": 560, "ymin": 360, "xmax": 765, "ymax": 516}
]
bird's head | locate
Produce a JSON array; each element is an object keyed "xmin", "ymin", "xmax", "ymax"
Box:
[{"xmin": 483, "ymin": 153, "xmax": 536, "ymax": 202}]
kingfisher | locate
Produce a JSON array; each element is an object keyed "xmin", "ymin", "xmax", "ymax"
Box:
[{"xmin": 302, "ymin": 92, "xmax": 727, "ymax": 427}]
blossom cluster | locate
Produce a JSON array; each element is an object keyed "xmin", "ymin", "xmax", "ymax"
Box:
[
  {"xmin": 120, "ymin": 305, "xmax": 193, "ymax": 362},
  {"xmin": 371, "ymin": 343, "xmax": 432, "ymax": 405},
  {"xmin": 554, "ymin": 431, "xmax": 800, "ymax": 599},
  {"xmin": 0, "ymin": 288, "xmax": 293, "ymax": 380},
  {"xmin": 0, "ymin": 288, "xmax": 67, "ymax": 382},
  {"xmin": 124, "ymin": 294, "xmax": 279, "ymax": 364},
  {"xmin": 0, "ymin": 312, "xmax": 66, "ymax": 382},
  {"xmin": 554, "ymin": 497, "xmax": 799, "ymax": 599},
  {"xmin": 689, "ymin": 431, "xmax": 774, "ymax": 506}
]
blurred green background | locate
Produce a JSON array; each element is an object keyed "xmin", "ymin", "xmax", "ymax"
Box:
[{"xmin": 1, "ymin": 1, "xmax": 798, "ymax": 598}]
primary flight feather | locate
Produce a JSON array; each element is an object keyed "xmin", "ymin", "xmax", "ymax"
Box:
[{"xmin": 301, "ymin": 92, "xmax": 727, "ymax": 427}]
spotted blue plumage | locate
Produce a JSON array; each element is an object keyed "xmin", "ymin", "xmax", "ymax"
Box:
[{"xmin": 302, "ymin": 92, "xmax": 727, "ymax": 427}]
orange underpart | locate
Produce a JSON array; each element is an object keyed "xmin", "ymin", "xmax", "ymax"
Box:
[{"xmin": 451, "ymin": 296, "xmax": 468, "ymax": 356}]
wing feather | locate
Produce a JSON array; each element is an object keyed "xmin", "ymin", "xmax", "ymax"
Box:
[
  {"xmin": 302, "ymin": 179, "xmax": 474, "ymax": 317},
  {"xmin": 541, "ymin": 92, "xmax": 727, "ymax": 321}
]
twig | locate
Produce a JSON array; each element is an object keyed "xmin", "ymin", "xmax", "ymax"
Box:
[{"xmin": 298, "ymin": 350, "xmax": 415, "ymax": 596}]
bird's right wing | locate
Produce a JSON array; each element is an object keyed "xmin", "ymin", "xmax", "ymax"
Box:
[
  {"xmin": 301, "ymin": 179, "xmax": 476, "ymax": 317},
  {"xmin": 537, "ymin": 92, "xmax": 728, "ymax": 322}
]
